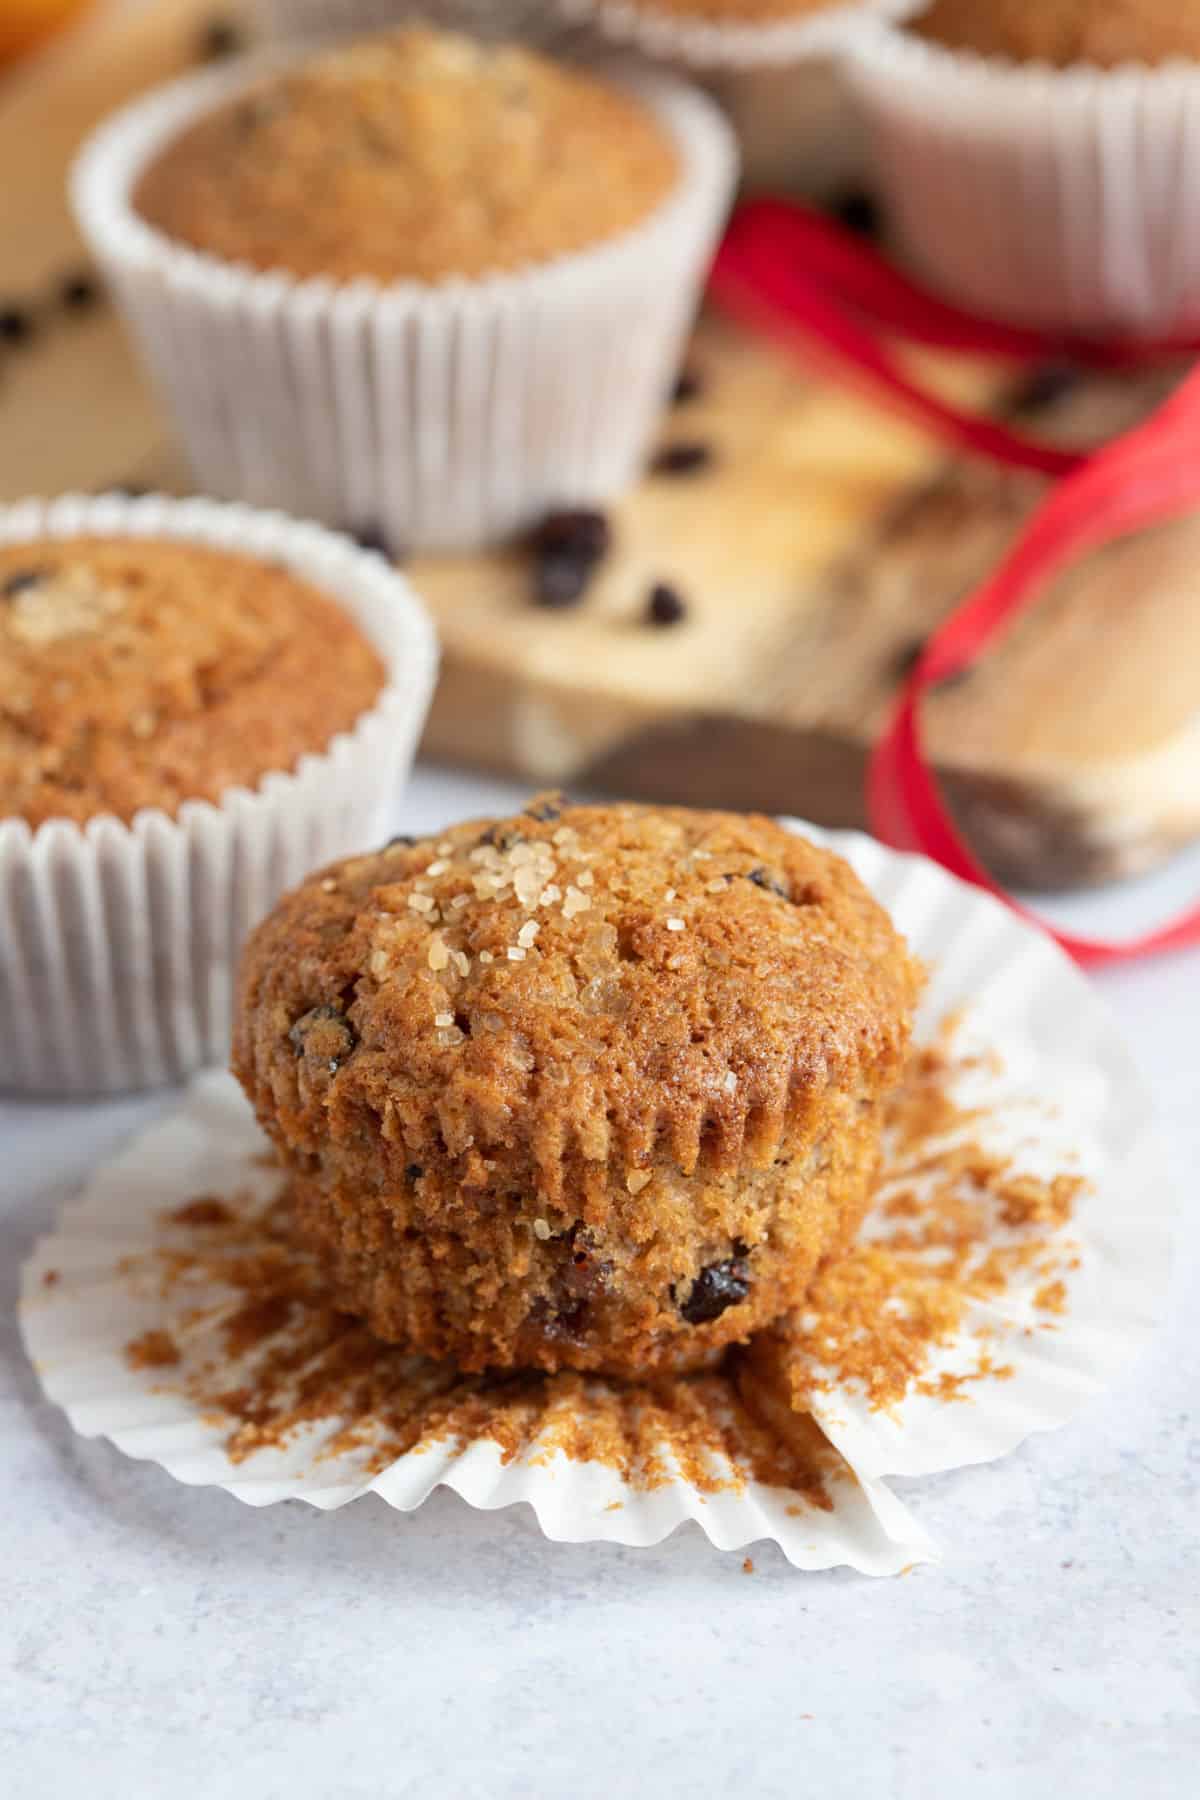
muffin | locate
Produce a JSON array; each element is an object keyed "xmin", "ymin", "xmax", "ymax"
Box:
[
  {"xmin": 72, "ymin": 29, "xmax": 737, "ymax": 550},
  {"xmin": 0, "ymin": 494, "xmax": 437, "ymax": 1095},
  {"xmin": 1, "ymin": 537, "xmax": 384, "ymax": 828},
  {"xmin": 554, "ymin": 0, "xmax": 911, "ymax": 70},
  {"xmin": 133, "ymin": 31, "xmax": 680, "ymax": 284},
  {"xmin": 253, "ymin": 0, "xmax": 580, "ymax": 51},
  {"xmin": 234, "ymin": 800, "xmax": 922, "ymax": 1376},
  {"xmin": 912, "ymin": 0, "xmax": 1200, "ymax": 67},
  {"xmin": 847, "ymin": 3, "xmax": 1200, "ymax": 334}
]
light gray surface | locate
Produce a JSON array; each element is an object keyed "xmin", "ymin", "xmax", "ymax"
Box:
[{"xmin": 3, "ymin": 766, "xmax": 1197, "ymax": 1799}]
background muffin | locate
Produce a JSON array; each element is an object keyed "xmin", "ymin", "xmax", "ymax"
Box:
[
  {"xmin": 848, "ymin": 3, "xmax": 1200, "ymax": 335},
  {"xmin": 0, "ymin": 495, "xmax": 436, "ymax": 1095},
  {"xmin": 134, "ymin": 30, "xmax": 680, "ymax": 284},
  {"xmin": 234, "ymin": 800, "xmax": 922, "ymax": 1376},
  {"xmin": 1, "ymin": 537, "xmax": 383, "ymax": 828},
  {"xmin": 73, "ymin": 28, "xmax": 737, "ymax": 551},
  {"xmin": 553, "ymin": 0, "xmax": 913, "ymax": 70},
  {"xmin": 912, "ymin": 0, "xmax": 1200, "ymax": 67}
]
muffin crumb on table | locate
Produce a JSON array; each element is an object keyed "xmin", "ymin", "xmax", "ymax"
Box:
[{"xmin": 234, "ymin": 800, "xmax": 922, "ymax": 1378}]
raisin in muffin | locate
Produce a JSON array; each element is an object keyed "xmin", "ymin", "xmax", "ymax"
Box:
[
  {"xmin": 912, "ymin": 0, "xmax": 1200, "ymax": 67},
  {"xmin": 233, "ymin": 799, "xmax": 922, "ymax": 1376},
  {"xmin": 133, "ymin": 28, "xmax": 680, "ymax": 284},
  {"xmin": 0, "ymin": 537, "xmax": 384, "ymax": 828}
]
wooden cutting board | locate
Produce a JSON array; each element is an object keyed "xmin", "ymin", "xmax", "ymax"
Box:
[{"xmin": 4, "ymin": 0, "xmax": 1199, "ymax": 890}]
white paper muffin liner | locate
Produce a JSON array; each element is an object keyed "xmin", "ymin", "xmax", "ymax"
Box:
[
  {"xmin": 0, "ymin": 494, "xmax": 437, "ymax": 1096},
  {"xmin": 70, "ymin": 49, "xmax": 737, "ymax": 553},
  {"xmin": 847, "ymin": 20, "xmax": 1200, "ymax": 336},
  {"xmin": 554, "ymin": 0, "xmax": 915, "ymax": 70},
  {"xmin": 18, "ymin": 825, "xmax": 1174, "ymax": 1571}
]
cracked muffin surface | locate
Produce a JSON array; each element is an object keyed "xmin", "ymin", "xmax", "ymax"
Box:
[
  {"xmin": 0, "ymin": 536, "xmax": 384, "ymax": 828},
  {"xmin": 233, "ymin": 799, "xmax": 922, "ymax": 1375},
  {"xmin": 134, "ymin": 27, "xmax": 680, "ymax": 285}
]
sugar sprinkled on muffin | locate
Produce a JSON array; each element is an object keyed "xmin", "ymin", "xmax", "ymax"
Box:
[{"xmin": 0, "ymin": 536, "xmax": 384, "ymax": 828}]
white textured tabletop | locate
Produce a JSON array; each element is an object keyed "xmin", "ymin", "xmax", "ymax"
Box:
[{"xmin": 3, "ymin": 766, "xmax": 1197, "ymax": 1799}]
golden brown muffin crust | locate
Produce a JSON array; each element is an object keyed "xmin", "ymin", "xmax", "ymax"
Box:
[
  {"xmin": 134, "ymin": 28, "xmax": 680, "ymax": 285},
  {"xmin": 630, "ymin": 0, "xmax": 846, "ymax": 22},
  {"xmin": 0, "ymin": 536, "xmax": 385, "ymax": 828},
  {"xmin": 912, "ymin": 0, "xmax": 1200, "ymax": 68},
  {"xmin": 234, "ymin": 800, "xmax": 922, "ymax": 1374}
]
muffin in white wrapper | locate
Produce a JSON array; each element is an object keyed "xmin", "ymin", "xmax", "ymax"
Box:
[
  {"xmin": 252, "ymin": 0, "xmax": 577, "ymax": 45},
  {"xmin": 553, "ymin": 0, "xmax": 915, "ymax": 70},
  {"xmin": 70, "ymin": 51, "xmax": 737, "ymax": 553},
  {"xmin": 0, "ymin": 493, "xmax": 437, "ymax": 1097},
  {"xmin": 847, "ymin": 17, "xmax": 1200, "ymax": 336},
  {"xmin": 17, "ymin": 827, "xmax": 1174, "ymax": 1570}
]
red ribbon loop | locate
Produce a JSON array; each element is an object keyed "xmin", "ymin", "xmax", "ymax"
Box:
[{"xmin": 711, "ymin": 199, "xmax": 1200, "ymax": 964}]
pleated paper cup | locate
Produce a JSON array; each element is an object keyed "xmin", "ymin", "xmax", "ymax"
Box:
[
  {"xmin": 0, "ymin": 494, "xmax": 437, "ymax": 1097},
  {"xmin": 19, "ymin": 826, "xmax": 1173, "ymax": 1569},
  {"xmin": 847, "ymin": 20, "xmax": 1200, "ymax": 337},
  {"xmin": 553, "ymin": 0, "xmax": 915, "ymax": 70},
  {"xmin": 70, "ymin": 50, "xmax": 737, "ymax": 553}
]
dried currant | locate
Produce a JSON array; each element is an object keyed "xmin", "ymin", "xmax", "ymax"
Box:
[
  {"xmin": 651, "ymin": 442, "xmax": 713, "ymax": 477},
  {"xmin": 747, "ymin": 867, "xmax": 789, "ymax": 900},
  {"xmin": 534, "ymin": 549, "xmax": 593, "ymax": 610},
  {"xmin": 1010, "ymin": 362, "xmax": 1082, "ymax": 417},
  {"xmin": 60, "ymin": 272, "xmax": 100, "ymax": 312},
  {"xmin": 1, "ymin": 568, "xmax": 45, "ymax": 599},
  {"xmin": 525, "ymin": 795, "xmax": 564, "ymax": 823},
  {"xmin": 676, "ymin": 1251, "xmax": 751, "ymax": 1325},
  {"xmin": 199, "ymin": 16, "xmax": 244, "ymax": 60},
  {"xmin": 530, "ymin": 509, "xmax": 612, "ymax": 610},
  {"xmin": 563, "ymin": 1226, "xmax": 614, "ymax": 1301},
  {"xmin": 531, "ymin": 508, "xmax": 611, "ymax": 563},
  {"xmin": 646, "ymin": 582, "xmax": 687, "ymax": 628},
  {"xmin": 289, "ymin": 1004, "xmax": 357, "ymax": 1074},
  {"xmin": 672, "ymin": 367, "xmax": 703, "ymax": 405},
  {"xmin": 830, "ymin": 188, "xmax": 882, "ymax": 240}
]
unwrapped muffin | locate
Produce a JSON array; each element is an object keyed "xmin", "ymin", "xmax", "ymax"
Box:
[{"xmin": 234, "ymin": 800, "xmax": 922, "ymax": 1375}]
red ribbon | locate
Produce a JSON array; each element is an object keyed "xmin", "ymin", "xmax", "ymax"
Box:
[{"xmin": 710, "ymin": 198, "xmax": 1200, "ymax": 965}]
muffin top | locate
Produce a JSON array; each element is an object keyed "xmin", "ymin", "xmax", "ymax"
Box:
[
  {"xmin": 0, "ymin": 536, "xmax": 385, "ymax": 829},
  {"xmin": 133, "ymin": 28, "xmax": 681, "ymax": 284},
  {"xmin": 911, "ymin": 0, "xmax": 1200, "ymax": 68},
  {"xmin": 234, "ymin": 799, "xmax": 922, "ymax": 1201},
  {"xmin": 627, "ymin": 1, "xmax": 846, "ymax": 21}
]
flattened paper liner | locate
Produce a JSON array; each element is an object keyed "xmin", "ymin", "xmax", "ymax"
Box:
[
  {"xmin": 19, "ymin": 827, "xmax": 1173, "ymax": 1569},
  {"xmin": 0, "ymin": 495, "xmax": 437, "ymax": 1095},
  {"xmin": 72, "ymin": 49, "xmax": 737, "ymax": 551},
  {"xmin": 18, "ymin": 1070, "xmax": 931, "ymax": 1573},
  {"xmin": 847, "ymin": 20, "xmax": 1200, "ymax": 336}
]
